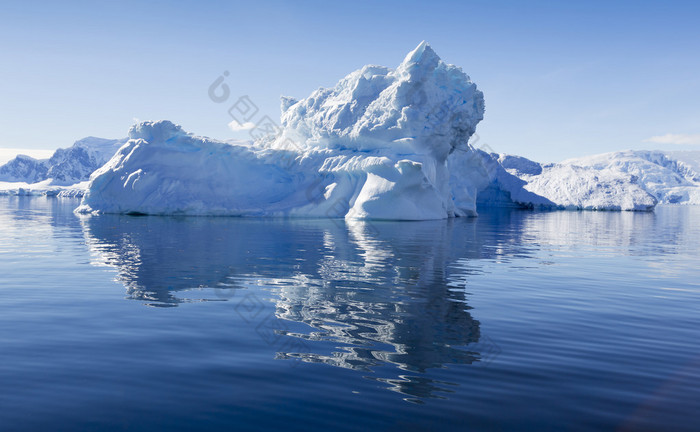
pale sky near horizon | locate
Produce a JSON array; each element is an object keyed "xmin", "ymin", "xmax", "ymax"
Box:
[{"xmin": 1, "ymin": 0, "xmax": 699, "ymax": 163}]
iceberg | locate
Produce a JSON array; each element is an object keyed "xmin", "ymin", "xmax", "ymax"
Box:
[
  {"xmin": 77, "ymin": 42, "xmax": 490, "ymax": 219},
  {"xmin": 75, "ymin": 42, "xmax": 666, "ymax": 217}
]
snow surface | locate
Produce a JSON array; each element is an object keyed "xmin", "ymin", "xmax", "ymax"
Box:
[{"xmin": 665, "ymin": 150, "xmax": 700, "ymax": 174}]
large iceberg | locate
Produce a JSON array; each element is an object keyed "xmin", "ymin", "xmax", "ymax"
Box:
[
  {"xmin": 76, "ymin": 42, "xmax": 664, "ymax": 217},
  {"xmin": 78, "ymin": 42, "xmax": 491, "ymax": 219}
]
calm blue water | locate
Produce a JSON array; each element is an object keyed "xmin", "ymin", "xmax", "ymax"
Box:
[{"xmin": 1, "ymin": 196, "xmax": 699, "ymax": 431}]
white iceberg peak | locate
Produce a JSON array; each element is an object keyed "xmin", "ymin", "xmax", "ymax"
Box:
[
  {"xmin": 128, "ymin": 120, "xmax": 184, "ymax": 143},
  {"xmin": 275, "ymin": 41, "xmax": 484, "ymax": 161},
  {"xmin": 397, "ymin": 40, "xmax": 441, "ymax": 79}
]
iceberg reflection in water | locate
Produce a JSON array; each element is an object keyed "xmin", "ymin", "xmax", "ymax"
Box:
[
  {"xmin": 76, "ymin": 207, "xmax": 697, "ymax": 404},
  {"xmin": 4, "ymin": 197, "xmax": 700, "ymax": 429},
  {"xmin": 79, "ymin": 213, "xmax": 533, "ymax": 399}
]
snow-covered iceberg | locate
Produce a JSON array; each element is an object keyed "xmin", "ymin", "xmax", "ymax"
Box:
[
  {"xmin": 78, "ymin": 42, "xmax": 491, "ymax": 219},
  {"xmin": 76, "ymin": 42, "xmax": 662, "ymax": 218}
]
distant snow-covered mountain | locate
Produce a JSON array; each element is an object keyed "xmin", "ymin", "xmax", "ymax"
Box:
[
  {"xmin": 0, "ymin": 137, "xmax": 126, "ymax": 186},
  {"xmin": 498, "ymin": 150, "xmax": 700, "ymax": 206},
  {"xmin": 0, "ymin": 154, "xmax": 48, "ymax": 183}
]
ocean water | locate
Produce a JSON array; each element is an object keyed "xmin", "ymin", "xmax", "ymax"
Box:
[{"xmin": 0, "ymin": 196, "xmax": 699, "ymax": 431}]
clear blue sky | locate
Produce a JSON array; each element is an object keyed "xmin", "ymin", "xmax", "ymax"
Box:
[{"xmin": 1, "ymin": 0, "xmax": 699, "ymax": 162}]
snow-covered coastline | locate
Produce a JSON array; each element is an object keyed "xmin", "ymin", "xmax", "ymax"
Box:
[{"xmin": 0, "ymin": 180, "xmax": 88, "ymax": 197}]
